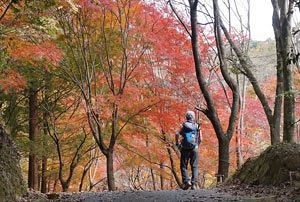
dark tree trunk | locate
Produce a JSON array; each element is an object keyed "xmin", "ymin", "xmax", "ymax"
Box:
[
  {"xmin": 41, "ymin": 100, "xmax": 49, "ymax": 193},
  {"xmin": 271, "ymin": 0, "xmax": 284, "ymax": 144},
  {"xmin": 28, "ymin": 86, "xmax": 39, "ymax": 190},
  {"xmin": 79, "ymin": 160, "xmax": 93, "ymax": 192},
  {"xmin": 186, "ymin": 0, "xmax": 240, "ymax": 180},
  {"xmin": 106, "ymin": 104, "xmax": 118, "ymax": 191},
  {"xmin": 61, "ymin": 182, "xmax": 69, "ymax": 192},
  {"xmin": 41, "ymin": 156, "xmax": 47, "ymax": 193},
  {"xmin": 218, "ymin": 138, "xmax": 229, "ymax": 180},
  {"xmin": 106, "ymin": 150, "xmax": 116, "ymax": 191}
]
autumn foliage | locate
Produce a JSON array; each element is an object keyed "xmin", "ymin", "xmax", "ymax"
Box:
[{"xmin": 0, "ymin": 0, "xmax": 299, "ymax": 193}]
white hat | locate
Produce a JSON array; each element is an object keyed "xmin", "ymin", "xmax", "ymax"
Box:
[{"xmin": 186, "ymin": 111, "xmax": 195, "ymax": 121}]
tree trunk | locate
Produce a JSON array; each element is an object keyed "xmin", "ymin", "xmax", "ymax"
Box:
[
  {"xmin": 282, "ymin": 62, "xmax": 295, "ymax": 142},
  {"xmin": 272, "ymin": 0, "xmax": 295, "ymax": 142},
  {"xmin": 41, "ymin": 156, "xmax": 47, "ymax": 193},
  {"xmin": 218, "ymin": 138, "xmax": 229, "ymax": 181},
  {"xmin": 150, "ymin": 168, "xmax": 156, "ymax": 190},
  {"xmin": 213, "ymin": 0, "xmax": 240, "ymax": 180},
  {"xmin": 28, "ymin": 86, "xmax": 39, "ymax": 190},
  {"xmin": 160, "ymin": 162, "xmax": 165, "ymax": 190},
  {"xmin": 53, "ymin": 175, "xmax": 58, "ymax": 192},
  {"xmin": 61, "ymin": 182, "xmax": 69, "ymax": 192},
  {"xmin": 235, "ymin": 130, "xmax": 242, "ymax": 169},
  {"xmin": 282, "ymin": 23, "xmax": 295, "ymax": 142},
  {"xmin": 79, "ymin": 161, "xmax": 93, "ymax": 192},
  {"xmin": 166, "ymin": 146, "xmax": 182, "ymax": 188},
  {"xmin": 146, "ymin": 134, "xmax": 156, "ymax": 190},
  {"xmin": 106, "ymin": 150, "xmax": 116, "ymax": 191},
  {"xmin": 162, "ymin": 131, "xmax": 182, "ymax": 188},
  {"xmin": 236, "ymin": 74, "xmax": 246, "ymax": 168},
  {"xmin": 186, "ymin": 0, "xmax": 239, "ymax": 181},
  {"xmin": 41, "ymin": 102, "xmax": 49, "ymax": 193}
]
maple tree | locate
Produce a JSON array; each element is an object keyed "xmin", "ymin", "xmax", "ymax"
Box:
[{"xmin": 53, "ymin": 0, "xmax": 164, "ymax": 191}]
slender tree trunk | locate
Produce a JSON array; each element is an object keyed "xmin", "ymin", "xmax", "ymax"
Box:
[
  {"xmin": 41, "ymin": 96, "xmax": 49, "ymax": 193},
  {"xmin": 41, "ymin": 157, "xmax": 47, "ymax": 193},
  {"xmin": 238, "ymin": 75, "xmax": 246, "ymax": 165},
  {"xmin": 79, "ymin": 171, "xmax": 86, "ymax": 192},
  {"xmin": 146, "ymin": 134, "xmax": 156, "ymax": 190},
  {"xmin": 47, "ymin": 176, "xmax": 51, "ymax": 192},
  {"xmin": 106, "ymin": 150, "xmax": 116, "ymax": 191},
  {"xmin": 79, "ymin": 160, "xmax": 93, "ymax": 192},
  {"xmin": 53, "ymin": 175, "xmax": 58, "ymax": 192},
  {"xmin": 150, "ymin": 168, "xmax": 156, "ymax": 190},
  {"xmin": 236, "ymin": 74, "xmax": 246, "ymax": 168},
  {"xmin": 161, "ymin": 131, "xmax": 182, "ymax": 188},
  {"xmin": 160, "ymin": 162, "xmax": 165, "ymax": 190},
  {"xmin": 61, "ymin": 182, "xmax": 69, "ymax": 192},
  {"xmin": 235, "ymin": 129, "xmax": 242, "ymax": 169},
  {"xmin": 297, "ymin": 123, "xmax": 300, "ymax": 142},
  {"xmin": 170, "ymin": 178, "xmax": 173, "ymax": 189},
  {"xmin": 166, "ymin": 146, "xmax": 182, "ymax": 188},
  {"xmin": 28, "ymin": 86, "xmax": 39, "ymax": 190}
]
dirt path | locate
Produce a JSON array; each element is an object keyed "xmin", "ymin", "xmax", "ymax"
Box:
[{"xmin": 48, "ymin": 189, "xmax": 258, "ymax": 202}]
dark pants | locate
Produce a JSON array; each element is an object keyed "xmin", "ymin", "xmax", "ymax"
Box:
[{"xmin": 180, "ymin": 147, "xmax": 199, "ymax": 185}]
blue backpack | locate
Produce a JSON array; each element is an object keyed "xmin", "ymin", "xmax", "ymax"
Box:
[{"xmin": 181, "ymin": 125, "xmax": 198, "ymax": 149}]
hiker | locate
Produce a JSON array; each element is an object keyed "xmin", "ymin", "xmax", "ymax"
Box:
[{"xmin": 175, "ymin": 110, "xmax": 202, "ymax": 190}]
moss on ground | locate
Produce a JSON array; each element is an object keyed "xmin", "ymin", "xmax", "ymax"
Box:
[
  {"xmin": 0, "ymin": 126, "xmax": 26, "ymax": 201},
  {"xmin": 230, "ymin": 143, "xmax": 300, "ymax": 186}
]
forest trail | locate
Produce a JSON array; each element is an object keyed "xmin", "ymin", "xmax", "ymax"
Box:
[{"xmin": 45, "ymin": 189, "xmax": 272, "ymax": 202}]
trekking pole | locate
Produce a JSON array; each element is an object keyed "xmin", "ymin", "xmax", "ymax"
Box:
[
  {"xmin": 194, "ymin": 105, "xmax": 202, "ymax": 143},
  {"xmin": 194, "ymin": 105, "xmax": 201, "ymax": 128}
]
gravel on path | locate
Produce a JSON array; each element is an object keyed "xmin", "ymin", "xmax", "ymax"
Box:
[{"xmin": 49, "ymin": 189, "xmax": 262, "ymax": 202}]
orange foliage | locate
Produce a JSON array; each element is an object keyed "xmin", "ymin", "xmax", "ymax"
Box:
[
  {"xmin": 0, "ymin": 69, "xmax": 26, "ymax": 93},
  {"xmin": 8, "ymin": 40, "xmax": 62, "ymax": 67}
]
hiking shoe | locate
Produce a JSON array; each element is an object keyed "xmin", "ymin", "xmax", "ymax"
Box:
[
  {"xmin": 182, "ymin": 181, "xmax": 192, "ymax": 190},
  {"xmin": 191, "ymin": 184, "xmax": 198, "ymax": 190}
]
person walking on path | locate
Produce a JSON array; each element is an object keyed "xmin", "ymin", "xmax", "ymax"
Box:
[{"xmin": 175, "ymin": 110, "xmax": 202, "ymax": 190}]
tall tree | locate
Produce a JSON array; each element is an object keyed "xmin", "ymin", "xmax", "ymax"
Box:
[
  {"xmin": 28, "ymin": 81, "xmax": 39, "ymax": 190},
  {"xmin": 219, "ymin": 0, "xmax": 296, "ymax": 144},
  {"xmin": 170, "ymin": 0, "xmax": 240, "ymax": 179},
  {"xmin": 271, "ymin": 0, "xmax": 295, "ymax": 142},
  {"xmin": 54, "ymin": 0, "xmax": 158, "ymax": 190}
]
